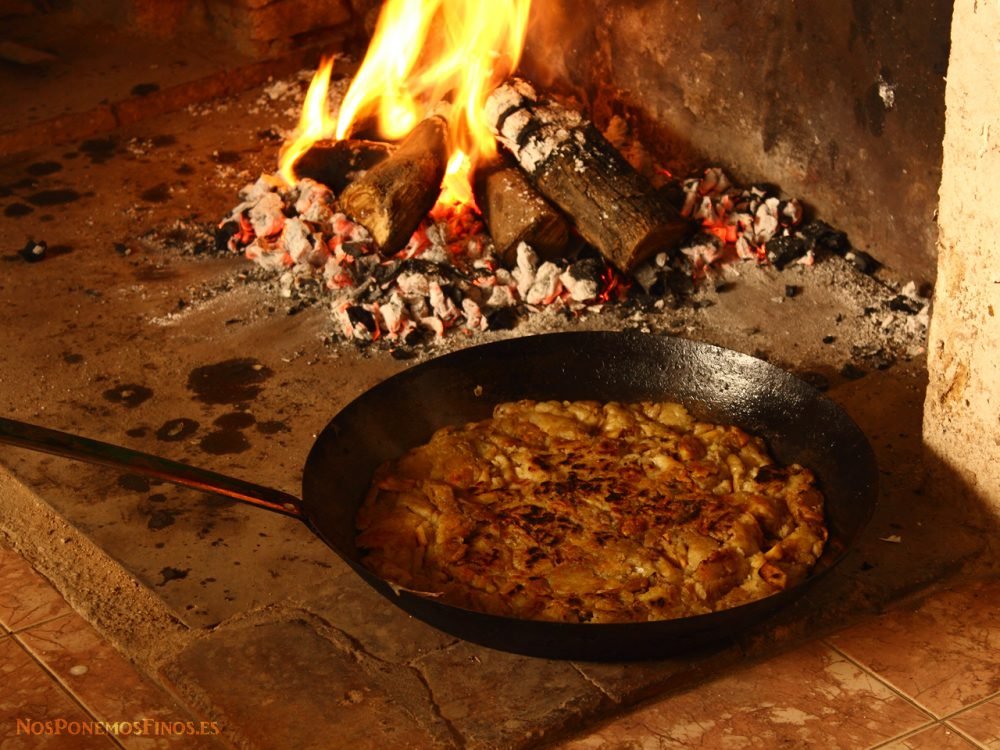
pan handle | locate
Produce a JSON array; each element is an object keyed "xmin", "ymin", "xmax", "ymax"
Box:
[{"xmin": 0, "ymin": 417, "xmax": 304, "ymax": 519}]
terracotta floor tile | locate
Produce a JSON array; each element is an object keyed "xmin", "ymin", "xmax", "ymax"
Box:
[
  {"xmin": 0, "ymin": 547, "xmax": 75, "ymax": 632},
  {"xmin": 877, "ymin": 723, "xmax": 982, "ymax": 749},
  {"xmin": 17, "ymin": 613, "xmax": 222, "ymax": 749},
  {"xmin": 555, "ymin": 641, "xmax": 931, "ymax": 750},
  {"xmin": 0, "ymin": 637, "xmax": 115, "ymax": 749},
  {"xmin": 830, "ymin": 578, "xmax": 1000, "ymax": 717},
  {"xmin": 949, "ymin": 695, "xmax": 1000, "ymax": 749}
]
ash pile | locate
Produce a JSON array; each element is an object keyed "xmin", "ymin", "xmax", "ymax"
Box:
[{"xmin": 216, "ymin": 78, "xmax": 890, "ymax": 350}]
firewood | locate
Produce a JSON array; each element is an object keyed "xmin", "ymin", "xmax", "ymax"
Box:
[
  {"xmin": 294, "ymin": 139, "xmax": 395, "ymax": 193},
  {"xmin": 473, "ymin": 155, "xmax": 570, "ymax": 264},
  {"xmin": 339, "ymin": 115, "xmax": 448, "ymax": 255},
  {"xmin": 485, "ymin": 79, "xmax": 691, "ymax": 271}
]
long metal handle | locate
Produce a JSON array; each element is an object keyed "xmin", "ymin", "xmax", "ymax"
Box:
[{"xmin": 0, "ymin": 417, "xmax": 303, "ymax": 519}]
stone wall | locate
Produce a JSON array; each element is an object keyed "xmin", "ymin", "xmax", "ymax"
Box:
[
  {"xmin": 520, "ymin": 0, "xmax": 951, "ymax": 282},
  {"xmin": 74, "ymin": 0, "xmax": 377, "ymax": 55},
  {"xmin": 923, "ymin": 0, "xmax": 1000, "ymax": 521}
]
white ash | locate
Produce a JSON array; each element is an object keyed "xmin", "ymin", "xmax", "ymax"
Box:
[
  {"xmin": 561, "ymin": 261, "xmax": 601, "ymax": 302},
  {"xmin": 218, "ymin": 158, "xmax": 872, "ymax": 349},
  {"xmin": 753, "ymin": 197, "xmax": 781, "ymax": 244},
  {"xmin": 219, "ymin": 175, "xmax": 623, "ymax": 346},
  {"xmin": 512, "ymin": 242, "xmax": 539, "ymax": 298},
  {"xmin": 482, "ymin": 77, "xmax": 537, "ymax": 128},
  {"xmin": 487, "ymin": 79, "xmax": 584, "ymax": 175},
  {"xmin": 525, "ymin": 261, "xmax": 564, "ymax": 306}
]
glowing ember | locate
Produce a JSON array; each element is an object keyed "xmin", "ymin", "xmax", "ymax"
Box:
[{"xmin": 280, "ymin": 0, "xmax": 532, "ymax": 205}]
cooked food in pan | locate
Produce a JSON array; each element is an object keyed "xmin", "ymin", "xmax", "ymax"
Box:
[{"xmin": 356, "ymin": 400, "xmax": 827, "ymax": 623}]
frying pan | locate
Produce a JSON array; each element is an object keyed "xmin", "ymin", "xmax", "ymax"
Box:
[{"xmin": 0, "ymin": 332, "xmax": 877, "ymax": 660}]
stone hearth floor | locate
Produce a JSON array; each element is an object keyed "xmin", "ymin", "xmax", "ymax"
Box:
[{"xmin": 2, "ymin": 537, "xmax": 997, "ymax": 750}]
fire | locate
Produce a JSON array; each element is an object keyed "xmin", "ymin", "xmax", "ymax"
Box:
[
  {"xmin": 279, "ymin": 0, "xmax": 532, "ymax": 204},
  {"xmin": 278, "ymin": 56, "xmax": 337, "ymax": 186},
  {"xmin": 439, "ymin": 149, "xmax": 473, "ymax": 207}
]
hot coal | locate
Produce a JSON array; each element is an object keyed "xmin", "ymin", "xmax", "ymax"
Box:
[{"xmin": 217, "ymin": 154, "xmax": 886, "ymax": 348}]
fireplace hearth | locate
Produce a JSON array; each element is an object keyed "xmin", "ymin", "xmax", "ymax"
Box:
[{"xmin": 0, "ymin": 2, "xmax": 995, "ymax": 749}]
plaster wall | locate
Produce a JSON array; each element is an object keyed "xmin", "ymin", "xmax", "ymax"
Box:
[{"xmin": 923, "ymin": 0, "xmax": 1000, "ymax": 519}]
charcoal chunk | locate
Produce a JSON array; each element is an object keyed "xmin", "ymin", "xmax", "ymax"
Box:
[
  {"xmin": 373, "ymin": 260, "xmax": 403, "ymax": 288},
  {"xmin": 345, "ymin": 306, "xmax": 377, "ymax": 333},
  {"xmin": 486, "ymin": 306, "xmax": 520, "ymax": 330},
  {"xmin": 567, "ymin": 257, "xmax": 605, "ymax": 283},
  {"xmin": 340, "ymin": 240, "xmax": 369, "ymax": 257},
  {"xmin": 765, "ymin": 235, "xmax": 807, "ymax": 270},
  {"xmin": 798, "ymin": 220, "xmax": 850, "ymax": 256},
  {"xmin": 888, "ymin": 295, "xmax": 922, "ymax": 315},
  {"xmin": 215, "ymin": 220, "xmax": 239, "ymax": 251},
  {"xmin": 845, "ymin": 250, "xmax": 879, "ymax": 275}
]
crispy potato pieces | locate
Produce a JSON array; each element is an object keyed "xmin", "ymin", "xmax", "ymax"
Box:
[{"xmin": 356, "ymin": 400, "xmax": 827, "ymax": 623}]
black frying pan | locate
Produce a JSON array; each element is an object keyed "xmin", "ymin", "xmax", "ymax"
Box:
[{"xmin": 0, "ymin": 332, "xmax": 877, "ymax": 661}]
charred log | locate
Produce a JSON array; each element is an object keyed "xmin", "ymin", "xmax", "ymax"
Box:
[
  {"xmin": 339, "ymin": 115, "xmax": 448, "ymax": 255},
  {"xmin": 473, "ymin": 154, "xmax": 570, "ymax": 264},
  {"xmin": 485, "ymin": 78, "xmax": 691, "ymax": 271},
  {"xmin": 294, "ymin": 139, "xmax": 395, "ymax": 193}
]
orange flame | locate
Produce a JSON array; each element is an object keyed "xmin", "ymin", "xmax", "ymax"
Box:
[
  {"xmin": 280, "ymin": 0, "xmax": 532, "ymax": 204},
  {"xmin": 279, "ymin": 56, "xmax": 337, "ymax": 186},
  {"xmin": 439, "ymin": 149, "xmax": 473, "ymax": 207}
]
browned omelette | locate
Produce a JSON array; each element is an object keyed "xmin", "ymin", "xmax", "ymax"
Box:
[{"xmin": 356, "ymin": 400, "xmax": 827, "ymax": 623}]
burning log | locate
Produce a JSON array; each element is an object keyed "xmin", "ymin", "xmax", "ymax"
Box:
[
  {"xmin": 473, "ymin": 155, "xmax": 570, "ymax": 264},
  {"xmin": 294, "ymin": 139, "xmax": 395, "ymax": 194},
  {"xmin": 485, "ymin": 79, "xmax": 691, "ymax": 272},
  {"xmin": 339, "ymin": 115, "xmax": 449, "ymax": 256}
]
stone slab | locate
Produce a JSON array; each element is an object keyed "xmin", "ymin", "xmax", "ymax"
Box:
[{"xmin": 162, "ymin": 619, "xmax": 454, "ymax": 749}]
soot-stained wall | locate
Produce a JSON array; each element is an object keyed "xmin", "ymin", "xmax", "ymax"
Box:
[{"xmin": 521, "ymin": 0, "xmax": 951, "ymax": 281}]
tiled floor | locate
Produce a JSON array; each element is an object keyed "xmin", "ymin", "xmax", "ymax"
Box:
[
  {"xmin": 557, "ymin": 577, "xmax": 1000, "ymax": 750},
  {"xmin": 1, "ymin": 537, "xmax": 997, "ymax": 750},
  {"xmin": 0, "ymin": 544, "xmax": 224, "ymax": 749}
]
